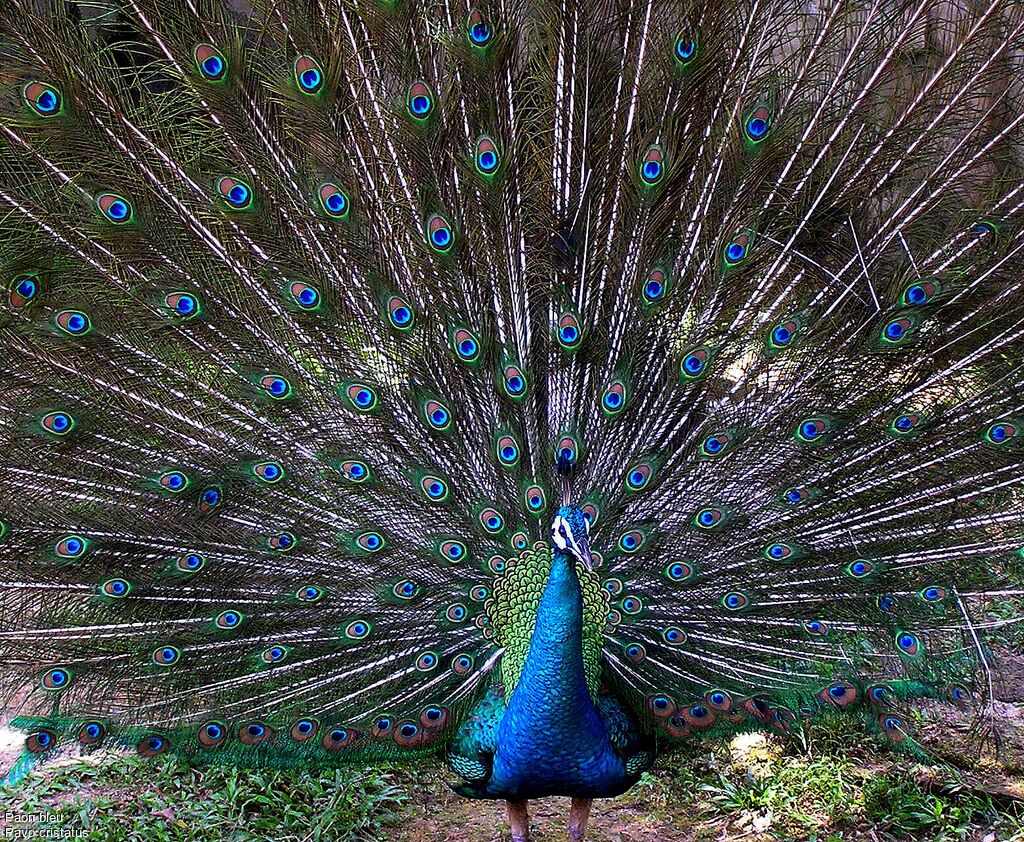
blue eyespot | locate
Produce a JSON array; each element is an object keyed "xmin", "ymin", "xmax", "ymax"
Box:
[
  {"xmin": 195, "ymin": 44, "xmax": 227, "ymax": 81},
  {"xmin": 877, "ymin": 594, "xmax": 897, "ymax": 612},
  {"xmin": 346, "ymin": 620, "xmax": 369, "ymax": 638},
  {"xmin": 441, "ymin": 541, "xmax": 465, "ymax": 561},
  {"xmin": 255, "ymin": 461, "xmax": 282, "ymax": 482},
  {"xmin": 469, "ymin": 19, "xmax": 492, "ymax": 46},
  {"xmin": 202, "ymin": 56, "xmax": 223, "ymax": 77},
  {"xmin": 56, "ymin": 535, "xmax": 87, "ymax": 558},
  {"xmin": 179, "ymin": 553, "xmax": 205, "ymax": 572},
  {"xmin": 556, "ymin": 314, "xmax": 583, "ymax": 349},
  {"xmin": 772, "ymin": 325, "xmax": 792, "ymax": 346},
  {"xmin": 987, "ymin": 422, "xmax": 1017, "ymax": 444},
  {"xmin": 56, "ymin": 310, "xmax": 91, "ymax": 336},
  {"xmin": 798, "ymin": 418, "xmax": 828, "ymax": 442},
  {"xmin": 481, "ymin": 508, "xmax": 504, "ymax": 532},
  {"xmin": 176, "ymin": 295, "xmax": 197, "ymax": 315},
  {"xmin": 9, "ymin": 273, "xmax": 40, "ymax": 309},
  {"xmin": 848, "ymin": 560, "xmax": 872, "ymax": 577},
  {"xmin": 681, "ymin": 348, "xmax": 709, "ymax": 378},
  {"xmin": 216, "ymin": 610, "xmax": 241, "ymax": 628},
  {"xmin": 896, "ymin": 632, "xmax": 921, "ymax": 656},
  {"xmin": 42, "ymin": 667, "xmax": 70, "ymax": 690},
  {"xmin": 269, "ymin": 531, "xmax": 294, "ymax": 551},
  {"xmin": 675, "ymin": 38, "xmax": 696, "ymax": 62},
  {"xmin": 301, "ymin": 69, "xmax": 320, "ymax": 90},
  {"xmin": 102, "ymin": 578, "xmax": 130, "ymax": 597},
  {"xmin": 621, "ymin": 533, "xmax": 637, "ymax": 550},
  {"xmin": 97, "ymin": 194, "xmax": 132, "ymax": 222},
  {"xmin": 153, "ymin": 646, "xmax": 180, "ymax": 665},
  {"xmin": 39, "ymin": 411, "xmax": 73, "ymax": 436},
  {"xmin": 695, "ymin": 508, "xmax": 723, "ymax": 528},
  {"xmin": 299, "ymin": 585, "xmax": 323, "ymax": 602},
  {"xmin": 642, "ymin": 161, "xmax": 661, "ymax": 181},
  {"xmin": 723, "ymin": 592, "xmax": 748, "ymax": 610},
  {"xmin": 663, "ymin": 627, "xmax": 684, "ymax": 644},
  {"xmin": 23, "ymin": 82, "xmax": 63, "ymax": 117},
  {"xmin": 216, "ymin": 176, "xmax": 253, "ymax": 210},
  {"xmin": 644, "ymin": 278, "xmax": 664, "ymax": 300},
  {"xmin": 747, "ymin": 118, "xmax": 767, "ymax": 138},
  {"xmin": 666, "ymin": 562, "xmax": 692, "ymax": 581},
  {"xmin": 229, "ymin": 185, "xmax": 248, "ymax": 205},
  {"xmin": 704, "ymin": 435, "xmax": 723, "ymax": 454},
  {"xmin": 880, "ymin": 316, "xmax": 916, "ymax": 344}
]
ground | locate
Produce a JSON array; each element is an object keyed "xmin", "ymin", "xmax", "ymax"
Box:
[
  {"xmin": 3, "ymin": 641, "xmax": 1023, "ymax": 841},
  {"xmin": 2, "ymin": 701, "xmax": 1023, "ymax": 841}
]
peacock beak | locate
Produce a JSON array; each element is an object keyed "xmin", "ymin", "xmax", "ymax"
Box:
[{"xmin": 570, "ymin": 536, "xmax": 593, "ymax": 571}]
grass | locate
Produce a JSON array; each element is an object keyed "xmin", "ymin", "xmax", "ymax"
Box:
[
  {"xmin": 5, "ymin": 755, "xmax": 406, "ymax": 841},
  {"xmin": 3, "ymin": 717, "xmax": 1023, "ymax": 841}
]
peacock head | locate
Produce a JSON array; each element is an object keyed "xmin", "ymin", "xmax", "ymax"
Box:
[{"xmin": 550, "ymin": 505, "xmax": 592, "ymax": 570}]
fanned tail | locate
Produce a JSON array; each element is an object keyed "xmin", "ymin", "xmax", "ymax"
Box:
[{"xmin": 0, "ymin": 0, "xmax": 1021, "ymax": 770}]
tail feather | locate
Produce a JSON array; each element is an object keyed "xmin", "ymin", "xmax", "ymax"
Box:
[{"xmin": 0, "ymin": 0, "xmax": 1021, "ymax": 768}]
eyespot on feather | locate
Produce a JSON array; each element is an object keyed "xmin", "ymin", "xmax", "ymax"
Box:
[
  {"xmin": 194, "ymin": 44, "xmax": 227, "ymax": 81},
  {"xmin": 293, "ymin": 55, "xmax": 324, "ymax": 95}
]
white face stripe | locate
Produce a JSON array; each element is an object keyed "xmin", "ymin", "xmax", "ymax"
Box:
[{"xmin": 550, "ymin": 515, "xmax": 576, "ymax": 553}]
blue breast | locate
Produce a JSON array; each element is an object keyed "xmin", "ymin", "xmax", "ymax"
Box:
[{"xmin": 485, "ymin": 551, "xmax": 630, "ymax": 799}]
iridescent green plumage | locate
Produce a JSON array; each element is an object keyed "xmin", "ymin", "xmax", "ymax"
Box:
[{"xmin": 488, "ymin": 542, "xmax": 609, "ymax": 701}]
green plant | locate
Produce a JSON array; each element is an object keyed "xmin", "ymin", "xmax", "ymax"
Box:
[
  {"xmin": 7, "ymin": 755, "xmax": 406, "ymax": 842},
  {"xmin": 861, "ymin": 771, "xmax": 1000, "ymax": 839}
]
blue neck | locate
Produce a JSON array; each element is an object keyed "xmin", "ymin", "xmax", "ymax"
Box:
[
  {"xmin": 513, "ymin": 548, "xmax": 593, "ymax": 708},
  {"xmin": 489, "ymin": 549, "xmax": 623, "ymax": 798}
]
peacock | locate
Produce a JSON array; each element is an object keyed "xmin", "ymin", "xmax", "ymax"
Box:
[{"xmin": 1, "ymin": 0, "xmax": 1023, "ymax": 838}]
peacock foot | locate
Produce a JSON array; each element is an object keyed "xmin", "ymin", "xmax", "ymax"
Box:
[
  {"xmin": 507, "ymin": 798, "xmax": 530, "ymax": 842},
  {"xmin": 567, "ymin": 796, "xmax": 592, "ymax": 841}
]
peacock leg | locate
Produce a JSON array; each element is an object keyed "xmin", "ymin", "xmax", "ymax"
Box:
[
  {"xmin": 506, "ymin": 799, "xmax": 530, "ymax": 842},
  {"xmin": 567, "ymin": 797, "xmax": 592, "ymax": 841}
]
